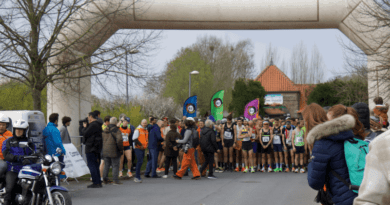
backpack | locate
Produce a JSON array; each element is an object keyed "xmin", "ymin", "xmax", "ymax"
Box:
[
  {"xmin": 331, "ymin": 138, "xmax": 369, "ymax": 194},
  {"xmin": 190, "ymin": 128, "xmax": 199, "ymax": 148}
]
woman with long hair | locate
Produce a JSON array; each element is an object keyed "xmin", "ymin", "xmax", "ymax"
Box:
[{"xmin": 304, "ymin": 103, "xmax": 358, "ymax": 205}]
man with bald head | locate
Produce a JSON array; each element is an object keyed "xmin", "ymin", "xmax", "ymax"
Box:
[{"xmin": 132, "ymin": 119, "xmax": 149, "ymax": 183}]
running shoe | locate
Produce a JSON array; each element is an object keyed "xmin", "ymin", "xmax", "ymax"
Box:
[
  {"xmin": 260, "ymin": 167, "xmax": 265, "ymax": 172},
  {"xmin": 279, "ymin": 168, "xmax": 283, "ymax": 172},
  {"xmin": 241, "ymin": 167, "xmax": 245, "ymax": 172},
  {"xmin": 251, "ymin": 167, "xmax": 255, "ymax": 173},
  {"xmin": 291, "ymin": 167, "xmax": 296, "ymax": 172},
  {"xmin": 300, "ymin": 168, "xmax": 305, "ymax": 173},
  {"xmin": 173, "ymin": 175, "xmax": 182, "ymax": 180},
  {"xmin": 273, "ymin": 168, "xmax": 279, "ymax": 172},
  {"xmin": 235, "ymin": 167, "xmax": 240, "ymax": 172},
  {"xmin": 127, "ymin": 172, "xmax": 133, "ymax": 178},
  {"xmin": 208, "ymin": 175, "xmax": 218, "ymax": 179},
  {"xmin": 243, "ymin": 168, "xmax": 248, "ymax": 173},
  {"xmin": 113, "ymin": 181, "xmax": 123, "ymax": 185},
  {"xmin": 257, "ymin": 167, "xmax": 262, "ymax": 172},
  {"xmin": 156, "ymin": 168, "xmax": 163, "ymax": 173},
  {"xmin": 218, "ymin": 167, "xmax": 224, "ymax": 173},
  {"xmin": 268, "ymin": 167, "xmax": 273, "ymax": 172},
  {"xmin": 285, "ymin": 167, "xmax": 290, "ymax": 173},
  {"xmin": 192, "ymin": 176, "xmax": 201, "ymax": 180},
  {"xmin": 134, "ymin": 178, "xmax": 142, "ymax": 183},
  {"xmin": 119, "ymin": 171, "xmax": 123, "ymax": 178},
  {"xmin": 162, "ymin": 175, "xmax": 168, "ymax": 178},
  {"xmin": 294, "ymin": 168, "xmax": 299, "ymax": 173}
]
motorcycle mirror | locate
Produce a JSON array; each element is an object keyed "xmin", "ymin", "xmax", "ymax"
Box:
[
  {"xmin": 56, "ymin": 148, "xmax": 62, "ymax": 154},
  {"xmin": 19, "ymin": 141, "xmax": 28, "ymax": 148}
]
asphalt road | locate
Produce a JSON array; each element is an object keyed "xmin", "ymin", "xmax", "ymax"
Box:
[{"xmin": 67, "ymin": 170, "xmax": 318, "ymax": 205}]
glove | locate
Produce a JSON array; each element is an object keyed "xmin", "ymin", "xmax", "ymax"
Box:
[
  {"xmin": 14, "ymin": 155, "xmax": 22, "ymax": 162},
  {"xmin": 22, "ymin": 159, "xmax": 31, "ymax": 166}
]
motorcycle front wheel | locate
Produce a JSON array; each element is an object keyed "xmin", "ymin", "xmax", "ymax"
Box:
[{"xmin": 44, "ymin": 190, "xmax": 72, "ymax": 205}]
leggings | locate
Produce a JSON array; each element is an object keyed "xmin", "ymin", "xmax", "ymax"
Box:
[{"xmin": 164, "ymin": 156, "xmax": 177, "ymax": 175}]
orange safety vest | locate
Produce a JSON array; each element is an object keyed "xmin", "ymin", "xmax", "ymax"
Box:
[
  {"xmin": 119, "ymin": 127, "xmax": 132, "ymax": 147},
  {"xmin": 135, "ymin": 127, "xmax": 148, "ymax": 149},
  {"xmin": 0, "ymin": 130, "xmax": 12, "ymax": 159}
]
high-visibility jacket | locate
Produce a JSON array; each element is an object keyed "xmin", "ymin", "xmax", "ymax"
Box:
[
  {"xmin": 0, "ymin": 130, "xmax": 12, "ymax": 159},
  {"xmin": 135, "ymin": 127, "xmax": 148, "ymax": 149},
  {"xmin": 119, "ymin": 126, "xmax": 132, "ymax": 147}
]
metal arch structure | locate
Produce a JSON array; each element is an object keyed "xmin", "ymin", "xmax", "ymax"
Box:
[{"xmin": 48, "ymin": 0, "xmax": 390, "ymax": 136}]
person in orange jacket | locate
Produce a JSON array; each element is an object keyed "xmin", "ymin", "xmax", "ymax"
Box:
[
  {"xmin": 0, "ymin": 113, "xmax": 12, "ymax": 178},
  {"xmin": 132, "ymin": 119, "xmax": 149, "ymax": 183}
]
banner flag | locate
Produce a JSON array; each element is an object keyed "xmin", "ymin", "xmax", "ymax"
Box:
[
  {"xmin": 244, "ymin": 98, "xmax": 260, "ymax": 120},
  {"xmin": 211, "ymin": 90, "xmax": 224, "ymax": 121},
  {"xmin": 183, "ymin": 95, "xmax": 197, "ymax": 117},
  {"xmin": 63, "ymin": 143, "xmax": 90, "ymax": 178}
]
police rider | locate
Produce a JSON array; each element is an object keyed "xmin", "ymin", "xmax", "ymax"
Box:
[
  {"xmin": 2, "ymin": 119, "xmax": 36, "ymax": 205},
  {"xmin": 0, "ymin": 113, "xmax": 12, "ymax": 179}
]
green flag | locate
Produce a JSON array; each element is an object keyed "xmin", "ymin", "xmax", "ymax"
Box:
[{"xmin": 211, "ymin": 90, "xmax": 224, "ymax": 121}]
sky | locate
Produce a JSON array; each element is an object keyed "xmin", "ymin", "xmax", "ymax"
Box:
[{"xmin": 92, "ymin": 29, "xmax": 358, "ymax": 98}]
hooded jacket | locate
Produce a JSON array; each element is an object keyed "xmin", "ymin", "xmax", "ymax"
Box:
[
  {"xmin": 102, "ymin": 124, "xmax": 123, "ymax": 158},
  {"xmin": 43, "ymin": 122, "xmax": 66, "ymax": 156},
  {"xmin": 307, "ymin": 114, "xmax": 358, "ymax": 205},
  {"xmin": 200, "ymin": 127, "xmax": 219, "ymax": 153},
  {"xmin": 148, "ymin": 124, "xmax": 164, "ymax": 149}
]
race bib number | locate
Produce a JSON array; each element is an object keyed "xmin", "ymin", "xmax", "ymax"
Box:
[
  {"xmin": 224, "ymin": 131, "xmax": 233, "ymax": 139},
  {"xmin": 122, "ymin": 133, "xmax": 129, "ymax": 142},
  {"xmin": 262, "ymin": 136, "xmax": 270, "ymax": 143},
  {"xmin": 296, "ymin": 138, "xmax": 303, "ymax": 143},
  {"xmin": 251, "ymin": 134, "xmax": 256, "ymax": 139},
  {"xmin": 286, "ymin": 139, "xmax": 292, "ymax": 145},
  {"xmin": 273, "ymin": 135, "xmax": 281, "ymax": 144}
]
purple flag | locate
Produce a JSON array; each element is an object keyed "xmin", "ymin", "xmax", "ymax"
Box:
[{"xmin": 244, "ymin": 99, "xmax": 259, "ymax": 120}]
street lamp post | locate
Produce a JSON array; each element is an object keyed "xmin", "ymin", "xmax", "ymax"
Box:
[
  {"xmin": 126, "ymin": 49, "xmax": 139, "ymax": 105},
  {"xmin": 189, "ymin": 70, "xmax": 199, "ymax": 97}
]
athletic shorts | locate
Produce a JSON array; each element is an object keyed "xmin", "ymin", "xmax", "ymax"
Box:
[
  {"xmin": 252, "ymin": 142, "xmax": 258, "ymax": 153},
  {"xmin": 283, "ymin": 145, "xmax": 293, "ymax": 152},
  {"xmin": 224, "ymin": 139, "xmax": 234, "ymax": 148},
  {"xmin": 256, "ymin": 143, "xmax": 262, "ymax": 153},
  {"xmin": 295, "ymin": 146, "xmax": 305, "ymax": 154},
  {"xmin": 242, "ymin": 141, "xmax": 252, "ymax": 151},
  {"xmin": 217, "ymin": 141, "xmax": 223, "ymax": 150},
  {"xmin": 260, "ymin": 144, "xmax": 272, "ymax": 154},
  {"xmin": 273, "ymin": 144, "xmax": 283, "ymax": 152},
  {"xmin": 124, "ymin": 146, "xmax": 131, "ymax": 151},
  {"xmin": 234, "ymin": 141, "xmax": 242, "ymax": 150}
]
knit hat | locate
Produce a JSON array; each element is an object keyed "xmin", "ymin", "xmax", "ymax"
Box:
[{"xmin": 351, "ymin": 102, "xmax": 370, "ymax": 129}]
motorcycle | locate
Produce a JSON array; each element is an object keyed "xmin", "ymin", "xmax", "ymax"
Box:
[{"xmin": 0, "ymin": 142, "xmax": 71, "ymax": 205}]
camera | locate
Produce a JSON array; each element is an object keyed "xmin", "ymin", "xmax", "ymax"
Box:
[{"xmin": 183, "ymin": 144, "xmax": 190, "ymax": 154}]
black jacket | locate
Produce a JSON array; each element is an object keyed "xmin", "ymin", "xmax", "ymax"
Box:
[
  {"xmin": 165, "ymin": 130, "xmax": 180, "ymax": 157},
  {"xmin": 351, "ymin": 102, "xmax": 370, "ymax": 129},
  {"xmin": 200, "ymin": 127, "xmax": 219, "ymax": 153},
  {"xmin": 82, "ymin": 120, "xmax": 103, "ymax": 154}
]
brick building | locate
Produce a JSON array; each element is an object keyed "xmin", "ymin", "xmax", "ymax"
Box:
[{"xmin": 254, "ymin": 65, "xmax": 315, "ymax": 118}]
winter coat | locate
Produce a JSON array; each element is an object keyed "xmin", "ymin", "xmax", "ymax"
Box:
[
  {"xmin": 82, "ymin": 120, "xmax": 103, "ymax": 154},
  {"xmin": 164, "ymin": 130, "xmax": 180, "ymax": 157},
  {"xmin": 2, "ymin": 136, "xmax": 37, "ymax": 173},
  {"xmin": 307, "ymin": 114, "xmax": 358, "ymax": 205},
  {"xmin": 354, "ymin": 129, "xmax": 390, "ymax": 205},
  {"xmin": 0, "ymin": 130, "xmax": 12, "ymax": 160},
  {"xmin": 43, "ymin": 122, "xmax": 66, "ymax": 156},
  {"xmin": 148, "ymin": 124, "xmax": 164, "ymax": 150},
  {"xmin": 200, "ymin": 127, "xmax": 219, "ymax": 153},
  {"xmin": 102, "ymin": 124, "xmax": 123, "ymax": 158},
  {"xmin": 59, "ymin": 125, "xmax": 71, "ymax": 144},
  {"xmin": 351, "ymin": 103, "xmax": 370, "ymax": 129}
]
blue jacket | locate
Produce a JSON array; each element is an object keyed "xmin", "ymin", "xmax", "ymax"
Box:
[
  {"xmin": 148, "ymin": 124, "xmax": 164, "ymax": 150},
  {"xmin": 307, "ymin": 114, "xmax": 358, "ymax": 205},
  {"xmin": 43, "ymin": 122, "xmax": 66, "ymax": 156},
  {"xmin": 2, "ymin": 136, "xmax": 37, "ymax": 173}
]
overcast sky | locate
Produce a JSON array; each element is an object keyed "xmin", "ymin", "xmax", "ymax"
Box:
[{"xmin": 92, "ymin": 29, "xmax": 358, "ymax": 98}]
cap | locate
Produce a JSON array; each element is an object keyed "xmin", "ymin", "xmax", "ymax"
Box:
[
  {"xmin": 125, "ymin": 117, "xmax": 130, "ymax": 123},
  {"xmin": 187, "ymin": 117, "xmax": 195, "ymax": 122}
]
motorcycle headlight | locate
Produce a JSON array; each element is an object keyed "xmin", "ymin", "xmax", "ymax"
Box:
[
  {"xmin": 45, "ymin": 155, "xmax": 53, "ymax": 163},
  {"xmin": 50, "ymin": 162, "xmax": 62, "ymax": 175}
]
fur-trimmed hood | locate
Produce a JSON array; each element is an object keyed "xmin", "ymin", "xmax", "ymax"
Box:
[
  {"xmin": 307, "ymin": 114, "xmax": 356, "ymax": 145},
  {"xmin": 375, "ymin": 105, "xmax": 389, "ymax": 111}
]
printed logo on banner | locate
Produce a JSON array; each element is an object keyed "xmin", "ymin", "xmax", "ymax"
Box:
[
  {"xmin": 213, "ymin": 98, "xmax": 223, "ymax": 108},
  {"xmin": 248, "ymin": 106, "xmax": 256, "ymax": 116},
  {"xmin": 186, "ymin": 103, "xmax": 196, "ymax": 114}
]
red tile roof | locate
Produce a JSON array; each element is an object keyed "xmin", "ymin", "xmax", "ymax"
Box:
[{"xmin": 254, "ymin": 65, "xmax": 316, "ymax": 113}]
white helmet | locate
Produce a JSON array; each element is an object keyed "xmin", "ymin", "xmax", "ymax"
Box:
[
  {"xmin": 0, "ymin": 113, "xmax": 10, "ymax": 124},
  {"xmin": 13, "ymin": 119, "xmax": 29, "ymax": 129}
]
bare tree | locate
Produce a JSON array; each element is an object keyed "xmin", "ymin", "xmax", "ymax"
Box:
[
  {"xmin": 134, "ymin": 95, "xmax": 182, "ymax": 119},
  {"xmin": 291, "ymin": 41, "xmax": 309, "ymax": 84},
  {"xmin": 0, "ymin": 0, "xmax": 162, "ymax": 110},
  {"xmin": 309, "ymin": 45, "xmax": 325, "ymax": 84},
  {"xmin": 260, "ymin": 42, "xmax": 281, "ymax": 72}
]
